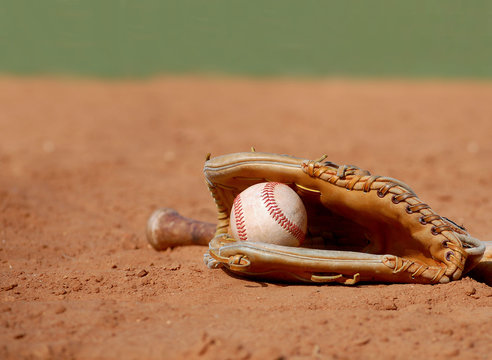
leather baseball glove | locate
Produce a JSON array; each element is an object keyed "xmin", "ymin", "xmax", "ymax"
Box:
[{"xmin": 203, "ymin": 151, "xmax": 485, "ymax": 284}]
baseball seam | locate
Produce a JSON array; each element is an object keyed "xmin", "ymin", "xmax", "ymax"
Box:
[
  {"xmin": 260, "ymin": 182, "xmax": 305, "ymax": 244},
  {"xmin": 233, "ymin": 194, "xmax": 248, "ymax": 241}
]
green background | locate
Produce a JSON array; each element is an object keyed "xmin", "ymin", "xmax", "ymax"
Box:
[{"xmin": 1, "ymin": 0, "xmax": 491, "ymax": 78}]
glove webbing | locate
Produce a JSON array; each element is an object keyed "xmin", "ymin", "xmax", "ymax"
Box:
[{"xmin": 303, "ymin": 159, "xmax": 467, "ymax": 274}]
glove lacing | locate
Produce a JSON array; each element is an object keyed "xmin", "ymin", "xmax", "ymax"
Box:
[{"xmin": 303, "ymin": 158, "xmax": 468, "ymax": 281}]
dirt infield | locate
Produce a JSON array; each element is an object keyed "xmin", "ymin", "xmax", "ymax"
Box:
[{"xmin": 1, "ymin": 77, "xmax": 491, "ymax": 359}]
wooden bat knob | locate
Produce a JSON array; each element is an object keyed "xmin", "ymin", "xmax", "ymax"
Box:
[{"xmin": 146, "ymin": 208, "xmax": 216, "ymax": 250}]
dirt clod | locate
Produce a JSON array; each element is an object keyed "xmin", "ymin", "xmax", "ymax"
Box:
[{"xmin": 137, "ymin": 270, "xmax": 148, "ymax": 278}]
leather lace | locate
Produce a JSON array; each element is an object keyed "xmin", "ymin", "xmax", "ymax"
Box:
[{"xmin": 303, "ymin": 159, "xmax": 468, "ymax": 276}]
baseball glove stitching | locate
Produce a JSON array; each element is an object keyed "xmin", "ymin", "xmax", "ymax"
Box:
[{"xmin": 302, "ymin": 159, "xmax": 468, "ymax": 281}]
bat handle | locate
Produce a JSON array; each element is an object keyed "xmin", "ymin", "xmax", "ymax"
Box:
[{"xmin": 146, "ymin": 208, "xmax": 216, "ymax": 250}]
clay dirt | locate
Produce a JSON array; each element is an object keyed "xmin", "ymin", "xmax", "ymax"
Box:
[{"xmin": 0, "ymin": 77, "xmax": 491, "ymax": 359}]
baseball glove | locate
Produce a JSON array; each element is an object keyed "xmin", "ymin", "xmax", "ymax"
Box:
[{"xmin": 203, "ymin": 151, "xmax": 485, "ymax": 284}]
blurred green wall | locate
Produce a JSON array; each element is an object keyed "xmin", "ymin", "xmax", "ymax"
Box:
[{"xmin": 1, "ymin": 0, "xmax": 491, "ymax": 78}]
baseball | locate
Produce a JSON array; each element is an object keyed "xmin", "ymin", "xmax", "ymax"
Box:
[{"xmin": 230, "ymin": 182, "xmax": 307, "ymax": 246}]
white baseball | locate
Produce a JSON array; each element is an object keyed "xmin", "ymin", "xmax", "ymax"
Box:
[{"xmin": 230, "ymin": 182, "xmax": 307, "ymax": 247}]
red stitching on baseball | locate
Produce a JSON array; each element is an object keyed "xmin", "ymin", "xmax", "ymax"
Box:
[
  {"xmin": 260, "ymin": 182, "xmax": 305, "ymax": 244},
  {"xmin": 233, "ymin": 194, "xmax": 248, "ymax": 241}
]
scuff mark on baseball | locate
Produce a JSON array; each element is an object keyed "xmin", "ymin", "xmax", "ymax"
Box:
[{"xmin": 230, "ymin": 182, "xmax": 307, "ymax": 247}]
